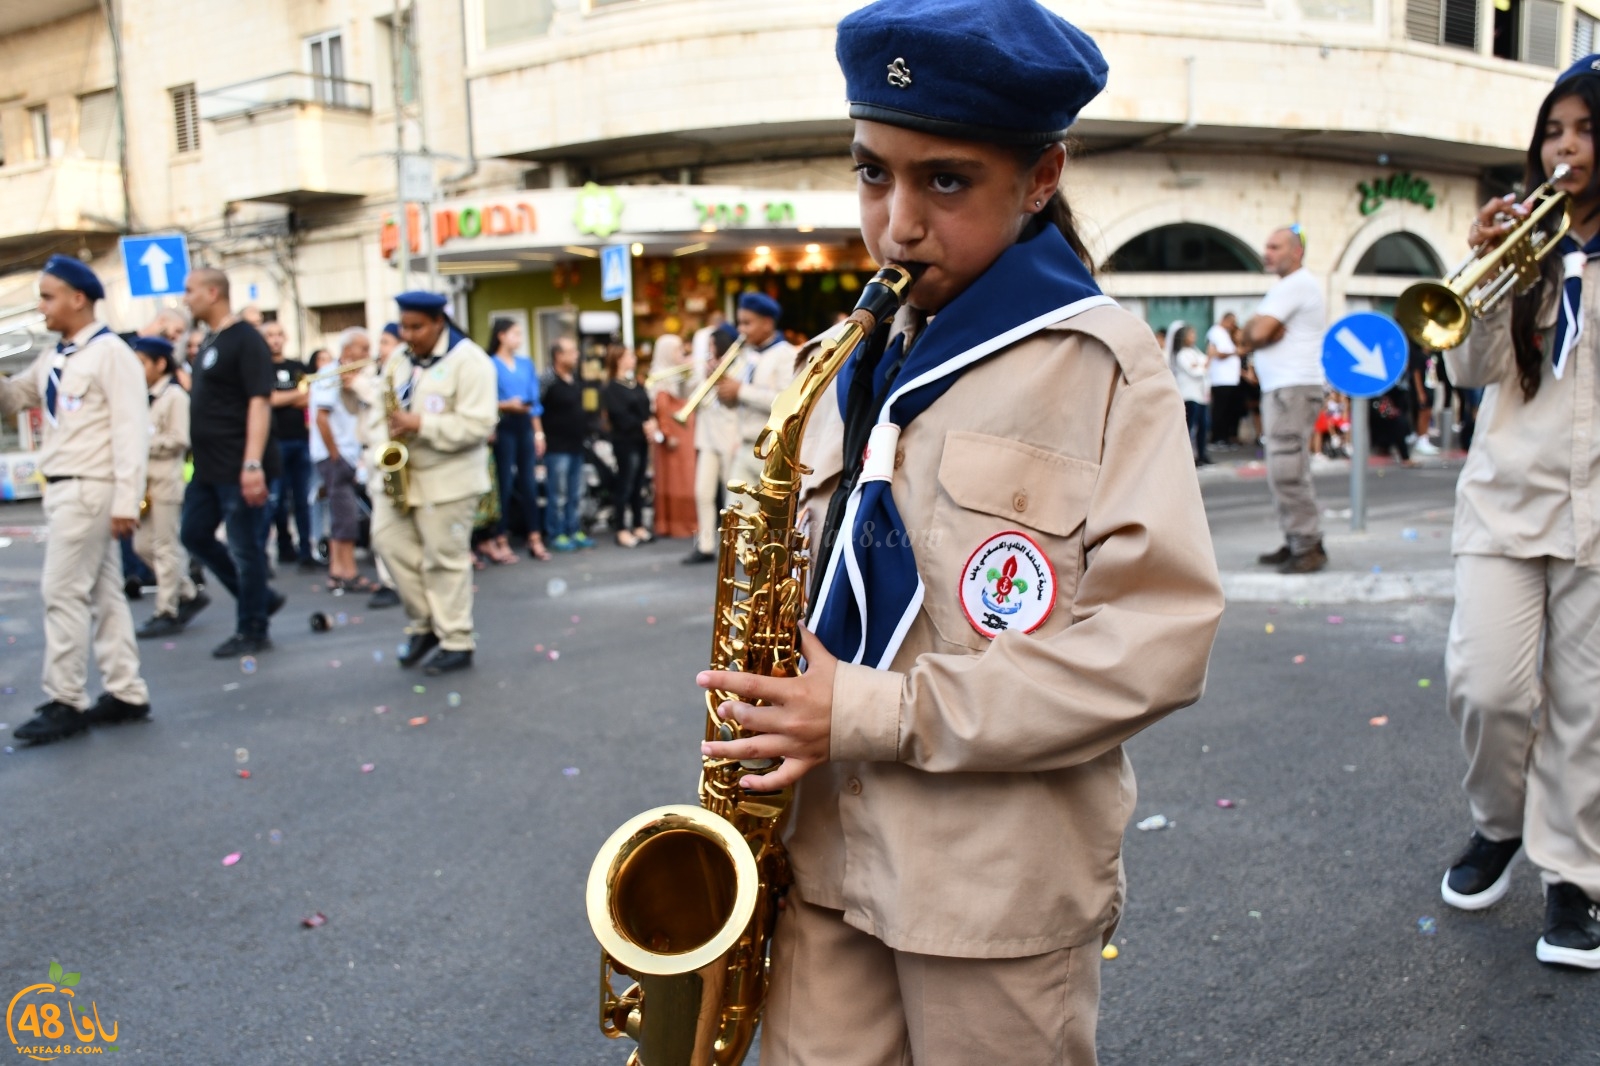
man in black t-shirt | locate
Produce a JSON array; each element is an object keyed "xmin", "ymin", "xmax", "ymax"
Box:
[
  {"xmin": 180, "ymin": 268, "xmax": 284, "ymax": 658},
  {"xmin": 261, "ymin": 321, "xmax": 316, "ymax": 568}
]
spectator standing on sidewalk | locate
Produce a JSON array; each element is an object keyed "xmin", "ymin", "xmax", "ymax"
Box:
[
  {"xmin": 1239, "ymin": 226, "xmax": 1328, "ymax": 574},
  {"xmin": 649, "ymin": 333, "xmax": 698, "ymax": 540},
  {"xmin": 486, "ymin": 316, "xmax": 549, "ymax": 563},
  {"xmin": 312, "ymin": 329, "xmax": 375, "ymax": 593},
  {"xmin": 541, "ymin": 336, "xmax": 593, "ymax": 551},
  {"xmin": 1207, "ymin": 312, "xmax": 1243, "ymax": 446},
  {"xmin": 1435, "ymin": 60, "xmax": 1600, "ymax": 970},
  {"xmin": 263, "ymin": 321, "xmax": 317, "ymax": 569},
  {"xmin": 1167, "ymin": 320, "xmax": 1211, "ymax": 466},
  {"xmin": 602, "ymin": 345, "xmax": 657, "ymax": 547},
  {"xmin": 180, "ymin": 268, "xmax": 284, "ymax": 658}
]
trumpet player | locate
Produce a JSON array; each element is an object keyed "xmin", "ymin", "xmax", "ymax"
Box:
[
  {"xmin": 1437, "ymin": 57, "xmax": 1600, "ymax": 970},
  {"xmin": 132, "ymin": 336, "xmax": 206, "ymax": 640},
  {"xmin": 2, "ymin": 256, "xmax": 152, "ymax": 745},
  {"xmin": 371, "ymin": 291, "xmax": 497, "ymax": 677},
  {"xmin": 683, "ymin": 322, "xmax": 740, "ymax": 564},
  {"xmin": 716, "ymin": 292, "xmax": 800, "ymax": 513}
]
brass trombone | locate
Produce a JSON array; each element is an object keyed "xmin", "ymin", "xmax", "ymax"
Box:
[
  {"xmin": 642, "ymin": 361, "xmax": 695, "ymax": 389},
  {"xmin": 673, "ymin": 335, "xmax": 747, "ymax": 425},
  {"xmin": 298, "ymin": 358, "xmax": 377, "ymax": 390},
  {"xmin": 1395, "ymin": 164, "xmax": 1572, "ymax": 350}
]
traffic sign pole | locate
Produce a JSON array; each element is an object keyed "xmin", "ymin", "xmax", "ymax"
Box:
[
  {"xmin": 1350, "ymin": 401, "xmax": 1369, "ymax": 532},
  {"xmin": 622, "ymin": 248, "xmax": 635, "ymax": 354},
  {"xmin": 1320, "ymin": 311, "xmax": 1410, "ymax": 539}
]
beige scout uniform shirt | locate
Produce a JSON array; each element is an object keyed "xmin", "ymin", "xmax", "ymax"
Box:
[
  {"xmin": 378, "ymin": 332, "xmax": 498, "ymax": 507},
  {"xmin": 0, "ymin": 321, "xmax": 148, "ymax": 518},
  {"xmin": 789, "ymin": 303, "xmax": 1224, "ymax": 959},
  {"xmin": 1447, "ymin": 291, "xmax": 1600, "ymax": 567},
  {"xmin": 733, "ymin": 337, "xmax": 800, "ymax": 445},
  {"xmin": 145, "ymin": 377, "xmax": 190, "ymax": 505}
]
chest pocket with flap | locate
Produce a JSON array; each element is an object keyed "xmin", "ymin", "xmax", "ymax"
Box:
[{"xmin": 924, "ymin": 430, "xmax": 1097, "ymax": 650}]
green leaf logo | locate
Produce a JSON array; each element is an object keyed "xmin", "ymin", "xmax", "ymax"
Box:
[
  {"xmin": 48, "ymin": 961, "xmax": 62, "ymax": 983},
  {"xmin": 1013, "ymin": 579, "xmax": 1029, "ymax": 593},
  {"xmin": 63, "ymin": 972, "xmax": 80, "ymax": 987},
  {"xmin": 986, "ymin": 567, "xmax": 1000, "ymax": 582}
]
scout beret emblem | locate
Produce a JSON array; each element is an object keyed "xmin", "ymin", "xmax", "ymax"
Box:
[{"xmin": 887, "ymin": 57, "xmax": 913, "ymax": 89}]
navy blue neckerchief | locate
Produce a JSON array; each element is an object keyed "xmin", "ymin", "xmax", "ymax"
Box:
[
  {"xmin": 399, "ymin": 324, "xmax": 470, "ymax": 409},
  {"xmin": 46, "ymin": 324, "xmax": 114, "ymax": 424},
  {"xmin": 1552, "ymin": 232, "xmax": 1600, "ymax": 379},
  {"xmin": 809, "ymin": 222, "xmax": 1112, "ymax": 668}
]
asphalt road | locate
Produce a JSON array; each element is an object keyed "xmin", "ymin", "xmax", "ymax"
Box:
[{"xmin": 0, "ymin": 468, "xmax": 1594, "ymax": 1064}]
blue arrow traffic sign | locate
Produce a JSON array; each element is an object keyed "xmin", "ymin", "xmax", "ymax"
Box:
[
  {"xmin": 119, "ymin": 234, "xmax": 191, "ymax": 298},
  {"xmin": 600, "ymin": 244, "xmax": 628, "ymax": 302},
  {"xmin": 1321, "ymin": 311, "xmax": 1408, "ymax": 399}
]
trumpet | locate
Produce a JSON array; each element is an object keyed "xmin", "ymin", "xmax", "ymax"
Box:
[
  {"xmin": 1395, "ymin": 164, "xmax": 1572, "ymax": 351},
  {"xmin": 673, "ymin": 335, "xmax": 748, "ymax": 425},
  {"xmin": 643, "ymin": 361, "xmax": 695, "ymax": 388},
  {"xmin": 298, "ymin": 358, "xmax": 377, "ymax": 390}
]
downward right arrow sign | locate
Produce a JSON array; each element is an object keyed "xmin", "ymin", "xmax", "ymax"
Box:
[{"xmin": 1334, "ymin": 326, "xmax": 1388, "ymax": 379}]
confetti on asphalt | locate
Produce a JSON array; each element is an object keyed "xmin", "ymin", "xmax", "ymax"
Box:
[
  {"xmin": 1401, "ymin": 528, "xmax": 1420, "ymax": 541},
  {"xmin": 222, "ymin": 852, "xmax": 241, "ymax": 867},
  {"xmin": 1418, "ymin": 679, "xmax": 1432, "ymax": 688},
  {"xmin": 1248, "ymin": 910, "xmax": 1263, "ymax": 919},
  {"xmin": 372, "ymin": 650, "xmax": 384, "ymax": 663},
  {"xmin": 1344, "ymin": 765, "xmax": 1358, "ymax": 772},
  {"xmin": 329, "ymin": 660, "xmax": 342, "ymax": 669},
  {"xmin": 360, "ymin": 763, "xmax": 375, "ymax": 773},
  {"xmin": 1135, "ymin": 814, "xmax": 1171, "ymax": 831},
  {"xmin": 563, "ymin": 767, "xmax": 580, "ymax": 777},
  {"xmin": 571, "ymin": 614, "xmax": 581, "ymax": 624},
  {"xmin": 646, "ymin": 616, "xmax": 657, "ymax": 625},
  {"xmin": 240, "ymin": 656, "xmax": 257, "ymax": 674},
  {"xmin": 235, "ymin": 748, "xmax": 249, "ymax": 763},
  {"xmin": 1216, "ymin": 799, "xmax": 1235, "ymax": 809},
  {"xmin": 236, "ymin": 769, "xmax": 251, "ymax": 779},
  {"xmin": 351, "ymin": 616, "xmax": 363, "ymax": 625},
  {"xmin": 1327, "ymin": 616, "xmax": 1343, "ymax": 624},
  {"xmin": 447, "ymin": 692, "xmax": 461, "ymax": 707},
  {"xmin": 374, "ymin": 705, "xmax": 389, "ymax": 715},
  {"xmin": 1265, "ymin": 623, "xmax": 1275, "ymax": 634},
  {"xmin": 1391, "ymin": 635, "xmax": 1407, "ymax": 644},
  {"xmin": 1370, "ymin": 716, "xmax": 1389, "ymax": 726},
  {"xmin": 396, "ymin": 643, "xmax": 408, "ymax": 657},
  {"xmin": 302, "ymin": 913, "xmax": 327, "ymax": 929},
  {"xmin": 2, "ymin": 746, "xmax": 12, "ymax": 754},
  {"xmin": 546, "ymin": 578, "xmax": 568, "ymax": 597},
  {"xmin": 1, "ymin": 687, "xmax": 11, "ymax": 694},
  {"xmin": 336, "ymin": 612, "xmax": 348, "ymax": 626},
  {"xmin": 1372, "ymin": 565, "xmax": 1384, "ymax": 574},
  {"xmin": 162, "ymin": 642, "xmax": 176, "ymax": 650},
  {"xmin": 1267, "ymin": 607, "xmax": 1278, "ymax": 615},
  {"xmin": 269, "ymin": 830, "xmax": 283, "ymax": 844},
  {"xmin": 534, "ymin": 644, "xmax": 544, "ymax": 652},
  {"xmin": 548, "ymin": 650, "xmax": 560, "ymax": 661},
  {"xmin": 1417, "ymin": 916, "xmax": 1437, "ymax": 935},
  {"xmin": 1101, "ymin": 945, "xmax": 1119, "ymax": 960},
  {"xmin": 1292, "ymin": 655, "xmax": 1306, "ymax": 664},
  {"xmin": 223, "ymin": 682, "xmax": 240, "ymax": 692},
  {"xmin": 408, "ymin": 716, "xmax": 428, "ymax": 727},
  {"xmin": 413, "ymin": 685, "xmax": 426, "ymax": 694}
]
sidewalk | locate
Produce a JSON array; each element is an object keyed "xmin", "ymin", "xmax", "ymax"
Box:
[{"xmin": 1198, "ymin": 446, "xmax": 1459, "ymax": 604}]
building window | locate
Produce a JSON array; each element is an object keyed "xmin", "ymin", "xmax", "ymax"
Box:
[
  {"xmin": 1576, "ymin": 8, "xmax": 1599, "ymax": 58},
  {"xmin": 1492, "ymin": 0, "xmax": 1561, "ymax": 66},
  {"xmin": 1354, "ymin": 233, "xmax": 1443, "ymax": 277},
  {"xmin": 376, "ymin": 13, "xmax": 418, "ymax": 108},
  {"xmin": 78, "ymin": 90, "xmax": 118, "ymax": 162},
  {"xmin": 1407, "ymin": 0, "xmax": 1480, "ymax": 50},
  {"xmin": 484, "ymin": 0, "xmax": 554, "ymax": 44},
  {"xmin": 306, "ymin": 30, "xmax": 348, "ymax": 106},
  {"xmin": 171, "ymin": 84, "xmax": 200, "ymax": 154},
  {"xmin": 1105, "ymin": 224, "xmax": 1263, "ymax": 274},
  {"xmin": 315, "ymin": 303, "xmax": 366, "ymax": 334},
  {"xmin": 28, "ymin": 106, "xmax": 51, "ymax": 161}
]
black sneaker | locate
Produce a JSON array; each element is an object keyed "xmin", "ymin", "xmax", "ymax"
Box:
[
  {"xmin": 13, "ymin": 701, "xmax": 89, "ymax": 745},
  {"xmin": 367, "ymin": 586, "xmax": 401, "ymax": 609},
  {"xmin": 1277, "ymin": 543, "xmax": 1329, "ymax": 574},
  {"xmin": 297, "ymin": 557, "xmax": 320, "ymax": 573},
  {"xmin": 1536, "ymin": 883, "xmax": 1600, "ymax": 970},
  {"xmin": 175, "ymin": 590, "xmax": 210, "ymax": 625},
  {"xmin": 423, "ymin": 648, "xmax": 473, "ymax": 676},
  {"xmin": 397, "ymin": 631, "xmax": 440, "ymax": 669},
  {"xmin": 1441, "ymin": 832, "xmax": 1522, "ymax": 910},
  {"xmin": 212, "ymin": 632, "xmax": 272, "ymax": 659},
  {"xmin": 682, "ymin": 549, "xmax": 716, "ymax": 565},
  {"xmin": 136, "ymin": 614, "xmax": 186, "ymax": 640},
  {"xmin": 267, "ymin": 589, "xmax": 286, "ymax": 617},
  {"xmin": 123, "ymin": 576, "xmax": 144, "ymax": 601},
  {"xmin": 86, "ymin": 692, "xmax": 151, "ymax": 726},
  {"xmin": 1257, "ymin": 544, "xmax": 1292, "ymax": 566}
]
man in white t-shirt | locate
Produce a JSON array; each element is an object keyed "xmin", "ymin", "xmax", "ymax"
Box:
[
  {"xmin": 1241, "ymin": 226, "xmax": 1328, "ymax": 573},
  {"xmin": 1206, "ymin": 313, "xmax": 1243, "ymax": 446}
]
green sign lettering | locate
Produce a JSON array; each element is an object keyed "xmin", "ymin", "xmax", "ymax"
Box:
[{"xmin": 1358, "ymin": 172, "xmax": 1436, "ymax": 216}]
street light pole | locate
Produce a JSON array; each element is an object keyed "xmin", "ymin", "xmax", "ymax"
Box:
[{"xmin": 390, "ymin": 0, "xmax": 408, "ymax": 292}]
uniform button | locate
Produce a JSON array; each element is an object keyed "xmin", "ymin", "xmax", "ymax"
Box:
[
  {"xmin": 894, "ymin": 448, "xmax": 905, "ymax": 470},
  {"xmin": 846, "ymin": 777, "xmax": 862, "ymax": 795},
  {"xmin": 1013, "ymin": 491, "xmax": 1028, "ymax": 513}
]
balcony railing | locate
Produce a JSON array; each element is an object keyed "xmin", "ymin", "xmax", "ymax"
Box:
[{"xmin": 198, "ymin": 72, "xmax": 373, "ymax": 121}]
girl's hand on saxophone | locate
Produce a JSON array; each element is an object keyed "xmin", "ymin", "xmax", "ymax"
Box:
[{"xmin": 698, "ymin": 626, "xmax": 838, "ymax": 791}]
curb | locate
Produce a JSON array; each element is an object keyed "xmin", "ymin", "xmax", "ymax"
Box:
[{"xmin": 1221, "ymin": 568, "xmax": 1454, "ymax": 604}]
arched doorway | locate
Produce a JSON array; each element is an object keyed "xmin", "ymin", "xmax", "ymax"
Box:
[
  {"xmin": 1106, "ymin": 223, "xmax": 1263, "ymax": 274},
  {"xmin": 1103, "ymin": 224, "xmax": 1265, "ymax": 336},
  {"xmin": 1346, "ymin": 231, "xmax": 1444, "ymax": 316}
]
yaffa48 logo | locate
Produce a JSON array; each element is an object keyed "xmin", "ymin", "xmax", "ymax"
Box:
[{"xmin": 6, "ymin": 961, "xmax": 120, "ymax": 1059}]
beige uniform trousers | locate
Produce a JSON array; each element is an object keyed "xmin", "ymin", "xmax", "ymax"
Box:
[
  {"xmin": 1447, "ymin": 554, "xmax": 1600, "ymax": 897},
  {"xmin": 132, "ymin": 500, "xmax": 196, "ymax": 619},
  {"xmin": 370, "ymin": 494, "xmax": 478, "ymax": 651},
  {"xmin": 761, "ymin": 893, "xmax": 1102, "ymax": 1066},
  {"xmin": 694, "ymin": 445, "xmax": 738, "ymax": 554},
  {"xmin": 1261, "ymin": 384, "xmax": 1324, "ymax": 552},
  {"xmin": 41, "ymin": 479, "xmax": 149, "ymax": 709}
]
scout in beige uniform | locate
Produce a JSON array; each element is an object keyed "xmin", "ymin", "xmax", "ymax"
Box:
[
  {"xmin": 697, "ymin": 5, "xmax": 1223, "ymax": 1062},
  {"xmin": 372, "ymin": 291, "xmax": 497, "ymax": 676},
  {"xmin": 683, "ymin": 322, "xmax": 741, "ymax": 563},
  {"xmin": 130, "ymin": 336, "xmax": 207, "ymax": 639},
  {"xmin": 1434, "ymin": 58, "xmax": 1600, "ymax": 970},
  {"xmin": 716, "ymin": 291, "xmax": 800, "ymax": 513},
  {"xmin": 1, "ymin": 256, "xmax": 152, "ymax": 745}
]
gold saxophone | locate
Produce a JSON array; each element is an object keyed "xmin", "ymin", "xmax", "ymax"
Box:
[
  {"xmin": 376, "ymin": 365, "xmax": 411, "ymax": 514},
  {"xmin": 585, "ymin": 263, "xmax": 919, "ymax": 1066}
]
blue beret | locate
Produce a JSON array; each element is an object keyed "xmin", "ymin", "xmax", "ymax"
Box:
[
  {"xmin": 382, "ymin": 322, "xmax": 402, "ymax": 339},
  {"xmin": 395, "ymin": 290, "xmax": 449, "ymax": 315},
  {"xmin": 737, "ymin": 291, "xmax": 782, "ymax": 322},
  {"xmin": 132, "ymin": 336, "xmax": 175, "ymax": 362},
  {"xmin": 1558, "ymin": 53, "xmax": 1600, "ymax": 85},
  {"xmin": 836, "ymin": 0, "xmax": 1107, "ymax": 144},
  {"xmin": 42, "ymin": 255, "xmax": 105, "ymax": 302}
]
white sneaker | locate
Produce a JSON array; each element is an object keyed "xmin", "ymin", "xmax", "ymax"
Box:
[{"xmin": 1413, "ymin": 438, "xmax": 1440, "ymax": 456}]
